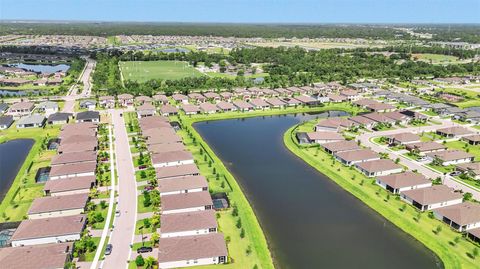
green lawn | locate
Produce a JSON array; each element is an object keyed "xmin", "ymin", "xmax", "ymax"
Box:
[
  {"xmin": 119, "ymin": 60, "xmax": 204, "ymax": 82},
  {"xmin": 137, "ymin": 194, "xmax": 156, "ymax": 213},
  {"xmin": 412, "ymin": 53, "xmax": 461, "ymax": 64}
]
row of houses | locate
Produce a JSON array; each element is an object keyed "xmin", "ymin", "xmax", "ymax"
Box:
[{"xmin": 137, "ymin": 115, "xmax": 228, "ymax": 268}]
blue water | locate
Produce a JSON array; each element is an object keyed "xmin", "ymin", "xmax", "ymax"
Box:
[{"xmin": 8, "ymin": 63, "xmax": 70, "ymax": 73}]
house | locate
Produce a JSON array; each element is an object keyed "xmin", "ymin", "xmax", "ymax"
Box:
[
  {"xmin": 158, "ymin": 175, "xmax": 208, "ymax": 196},
  {"xmin": 356, "ymin": 159, "xmax": 403, "ymax": 177},
  {"xmin": 400, "ymin": 185, "xmax": 463, "ymax": 211},
  {"xmin": 233, "ymin": 100, "xmax": 254, "ymax": 111},
  {"xmin": 387, "ymin": 133, "xmax": 421, "ymax": 146},
  {"xmin": 148, "ymin": 143, "xmax": 185, "ymax": 155},
  {"xmin": 28, "ymin": 193, "xmax": 89, "ymax": 219},
  {"xmin": 266, "ymin": 97, "xmax": 287, "ymax": 108},
  {"xmin": 161, "ymin": 191, "xmax": 213, "ymax": 215},
  {"xmin": 340, "ymin": 89, "xmax": 359, "ymax": 101},
  {"xmin": 99, "ymin": 96, "xmax": 115, "ymax": 108},
  {"xmin": 0, "ymin": 115, "xmax": 14, "ymax": 130},
  {"xmin": 383, "ymin": 111, "xmax": 410, "ymax": 124},
  {"xmin": 157, "ymin": 233, "xmax": 227, "ymax": 268},
  {"xmin": 152, "ymin": 94, "xmax": 169, "ymax": 105},
  {"xmin": 57, "ymin": 141, "xmax": 97, "ymax": 154},
  {"xmin": 36, "ymin": 101, "xmax": 58, "ymax": 115},
  {"xmin": 405, "ymin": 141, "xmax": 447, "ymax": 155},
  {"xmin": 43, "ymin": 175, "xmax": 96, "ymax": 196},
  {"xmin": 322, "ymin": 140, "xmax": 360, "ymax": 154},
  {"xmin": 426, "ymin": 150, "xmax": 474, "ymax": 166},
  {"xmin": 199, "ymin": 102, "xmax": 219, "ymax": 114},
  {"xmin": 135, "ymin": 95, "xmax": 152, "ymax": 105},
  {"xmin": 76, "ymin": 111, "xmax": 100, "ymax": 123},
  {"xmin": 188, "ymin": 93, "xmax": 206, "ymax": 103},
  {"xmin": 456, "ymin": 162, "xmax": 480, "ymax": 180},
  {"xmin": 349, "ymin": 116, "xmax": 376, "ymax": 129},
  {"xmin": 335, "ymin": 149, "xmax": 380, "ymax": 166},
  {"xmin": 363, "ymin": 112, "xmax": 397, "ymax": 126},
  {"xmin": 182, "ymin": 104, "xmax": 201, "ymax": 115},
  {"xmin": 136, "ymin": 103, "xmax": 156, "ymax": 118},
  {"xmin": 219, "ymin": 92, "xmax": 233, "ymax": 101},
  {"xmin": 49, "ymin": 161, "xmax": 97, "ymax": 180},
  {"xmin": 16, "ymin": 115, "xmax": 46, "ymax": 128},
  {"xmin": 327, "ymin": 94, "xmax": 347, "ymax": 103},
  {"xmin": 467, "ymin": 228, "xmax": 480, "ymax": 243},
  {"xmin": 376, "ymin": 172, "xmax": 432, "ymax": 194},
  {"xmin": 10, "ymin": 214, "xmax": 86, "ymax": 247},
  {"xmin": 294, "ymin": 95, "xmax": 319, "ymax": 106},
  {"xmin": 172, "ymin": 94, "xmax": 189, "ymax": 104},
  {"xmin": 273, "ymin": 88, "xmax": 291, "ymax": 96},
  {"xmin": 433, "ymin": 202, "xmax": 480, "ymax": 232},
  {"xmin": 216, "ymin": 101, "xmax": 237, "ymax": 112},
  {"xmin": 51, "ymin": 151, "xmax": 97, "ymax": 166},
  {"xmin": 315, "ymin": 117, "xmax": 355, "ymax": 132},
  {"xmin": 117, "ymin": 93, "xmax": 134, "ymax": 107},
  {"xmin": 367, "ymin": 103, "xmax": 396, "ymax": 113},
  {"xmin": 47, "ymin": 112, "xmax": 71, "ymax": 125},
  {"xmin": 436, "ymin": 126, "xmax": 474, "ymax": 138},
  {"xmin": 160, "ymin": 104, "xmax": 179, "ymax": 116},
  {"xmin": 0, "ymin": 103, "xmax": 9, "ymax": 114},
  {"xmin": 305, "ymin": 132, "xmax": 344, "ymax": 144},
  {"xmin": 203, "ymin": 92, "xmax": 220, "ymax": 101},
  {"xmin": 462, "ymin": 134, "xmax": 480, "ymax": 145},
  {"xmin": 138, "ymin": 116, "xmax": 171, "ymax": 131},
  {"xmin": 79, "ymin": 100, "xmax": 96, "ymax": 110},
  {"xmin": 151, "ymin": 150, "xmax": 195, "ymax": 168},
  {"xmin": 281, "ymin": 97, "xmax": 302, "ymax": 106},
  {"xmin": 249, "ymin": 98, "xmax": 271, "ymax": 110},
  {"xmin": 0, "ymin": 242, "xmax": 74, "ymax": 269},
  {"xmin": 156, "ymin": 164, "xmax": 200, "ymax": 180},
  {"xmin": 7, "ymin": 101, "xmax": 34, "ymax": 118},
  {"xmin": 161, "ymin": 210, "xmax": 217, "ymax": 238}
]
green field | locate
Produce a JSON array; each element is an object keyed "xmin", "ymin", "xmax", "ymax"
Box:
[
  {"xmin": 119, "ymin": 61, "xmax": 204, "ymax": 82},
  {"xmin": 412, "ymin": 53, "xmax": 461, "ymax": 64}
]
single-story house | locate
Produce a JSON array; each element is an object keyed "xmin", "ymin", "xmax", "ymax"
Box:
[
  {"xmin": 172, "ymin": 94, "xmax": 189, "ymax": 104},
  {"xmin": 322, "ymin": 140, "xmax": 360, "ymax": 154},
  {"xmin": 467, "ymin": 228, "xmax": 480, "ymax": 243},
  {"xmin": 50, "ymin": 151, "xmax": 97, "ymax": 166},
  {"xmin": 76, "ymin": 111, "xmax": 100, "ymax": 123},
  {"xmin": 305, "ymin": 132, "xmax": 344, "ymax": 144},
  {"xmin": 433, "ymin": 202, "xmax": 480, "ymax": 232},
  {"xmin": 203, "ymin": 92, "xmax": 221, "ymax": 101},
  {"xmin": 47, "ymin": 112, "xmax": 71, "ymax": 125},
  {"xmin": 16, "ymin": 115, "xmax": 46, "ymax": 128},
  {"xmin": 157, "ymin": 233, "xmax": 227, "ymax": 268},
  {"xmin": 327, "ymin": 94, "xmax": 347, "ymax": 103},
  {"xmin": 349, "ymin": 115, "xmax": 376, "ymax": 129},
  {"xmin": 294, "ymin": 95, "xmax": 319, "ymax": 106},
  {"xmin": 219, "ymin": 92, "xmax": 233, "ymax": 101},
  {"xmin": 0, "ymin": 242, "xmax": 74, "ymax": 269},
  {"xmin": 233, "ymin": 100, "xmax": 254, "ymax": 111},
  {"xmin": 148, "ymin": 143, "xmax": 185, "ymax": 154},
  {"xmin": 376, "ymin": 171, "xmax": 432, "ymax": 194},
  {"xmin": 43, "ymin": 175, "xmax": 96, "ymax": 196},
  {"xmin": 456, "ymin": 162, "xmax": 480, "ymax": 179},
  {"xmin": 160, "ymin": 104, "xmax": 179, "ymax": 116},
  {"xmin": 387, "ymin": 132, "xmax": 421, "ymax": 145},
  {"xmin": 161, "ymin": 210, "xmax": 217, "ymax": 238},
  {"xmin": 161, "ymin": 191, "xmax": 213, "ymax": 215},
  {"xmin": 315, "ymin": 117, "xmax": 355, "ymax": 132},
  {"xmin": 363, "ymin": 112, "xmax": 397, "ymax": 125},
  {"xmin": 135, "ymin": 95, "xmax": 152, "ymax": 105},
  {"xmin": 156, "ymin": 164, "xmax": 200, "ymax": 180},
  {"xmin": 436, "ymin": 126, "xmax": 474, "ymax": 138},
  {"xmin": 136, "ymin": 103, "xmax": 156, "ymax": 118},
  {"xmin": 188, "ymin": 93, "xmax": 206, "ymax": 103},
  {"xmin": 79, "ymin": 100, "xmax": 96, "ymax": 110},
  {"xmin": 151, "ymin": 151, "xmax": 195, "ymax": 168},
  {"xmin": 216, "ymin": 101, "xmax": 237, "ymax": 112},
  {"xmin": 426, "ymin": 150, "xmax": 474, "ymax": 166},
  {"xmin": 281, "ymin": 97, "xmax": 302, "ymax": 106},
  {"xmin": 49, "ymin": 161, "xmax": 97, "ymax": 180},
  {"xmin": 266, "ymin": 97, "xmax": 287, "ymax": 108},
  {"xmin": 182, "ymin": 104, "xmax": 201, "ymax": 115},
  {"xmin": 158, "ymin": 175, "xmax": 208, "ymax": 196},
  {"xmin": 199, "ymin": 102, "xmax": 219, "ymax": 114},
  {"xmin": 99, "ymin": 96, "xmax": 115, "ymax": 108},
  {"xmin": 117, "ymin": 93, "xmax": 134, "ymax": 107},
  {"xmin": 0, "ymin": 115, "xmax": 14, "ymax": 130},
  {"xmin": 249, "ymin": 98, "xmax": 271, "ymax": 110},
  {"xmin": 36, "ymin": 101, "xmax": 58, "ymax": 115},
  {"xmin": 10, "ymin": 214, "xmax": 86, "ymax": 247},
  {"xmin": 57, "ymin": 140, "xmax": 97, "ymax": 154},
  {"xmin": 7, "ymin": 101, "xmax": 34, "ymax": 118},
  {"xmin": 405, "ymin": 141, "xmax": 447, "ymax": 155},
  {"xmin": 356, "ymin": 159, "xmax": 403, "ymax": 177},
  {"xmin": 340, "ymin": 89, "xmax": 359, "ymax": 101},
  {"xmin": 152, "ymin": 94, "xmax": 169, "ymax": 105},
  {"xmin": 462, "ymin": 134, "xmax": 480, "ymax": 145},
  {"xmin": 400, "ymin": 185, "xmax": 463, "ymax": 211},
  {"xmin": 27, "ymin": 193, "xmax": 89, "ymax": 219},
  {"xmin": 335, "ymin": 149, "xmax": 380, "ymax": 166}
]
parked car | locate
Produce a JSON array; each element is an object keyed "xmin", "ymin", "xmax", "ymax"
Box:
[
  {"xmin": 450, "ymin": 171, "xmax": 462, "ymax": 177},
  {"xmin": 105, "ymin": 244, "xmax": 113, "ymax": 255},
  {"xmin": 115, "ymin": 210, "xmax": 121, "ymax": 217},
  {"xmin": 137, "ymin": 246, "xmax": 153, "ymax": 253},
  {"xmin": 417, "ymin": 157, "xmax": 428, "ymax": 162},
  {"xmin": 144, "ymin": 185, "xmax": 155, "ymax": 192}
]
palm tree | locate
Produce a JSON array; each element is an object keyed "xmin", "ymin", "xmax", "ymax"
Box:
[{"xmin": 144, "ymin": 257, "xmax": 157, "ymax": 269}]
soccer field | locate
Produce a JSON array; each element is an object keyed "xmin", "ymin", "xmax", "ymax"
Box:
[{"xmin": 119, "ymin": 60, "xmax": 204, "ymax": 82}]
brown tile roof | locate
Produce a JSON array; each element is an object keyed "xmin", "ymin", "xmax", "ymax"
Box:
[
  {"xmin": 266, "ymin": 97, "xmax": 287, "ymax": 106},
  {"xmin": 161, "ymin": 210, "xmax": 217, "ymax": 234},
  {"xmin": 377, "ymin": 172, "xmax": 430, "ymax": 189},
  {"xmin": 349, "ymin": 115, "xmax": 376, "ymax": 125},
  {"xmin": 203, "ymin": 92, "xmax": 220, "ymax": 99},
  {"xmin": 340, "ymin": 89, "xmax": 358, "ymax": 96},
  {"xmin": 158, "ymin": 233, "xmax": 227, "ymax": 262},
  {"xmin": 356, "ymin": 159, "xmax": 403, "ymax": 173},
  {"xmin": 353, "ymin": 99, "xmax": 377, "ymax": 106},
  {"xmin": 335, "ymin": 149, "xmax": 380, "ymax": 162},
  {"xmin": 161, "ymin": 192, "xmax": 213, "ymax": 211},
  {"xmin": 11, "ymin": 214, "xmax": 86, "ymax": 241},
  {"xmin": 60, "ymin": 135, "xmax": 97, "ymax": 145},
  {"xmin": 160, "ymin": 104, "xmax": 178, "ymax": 114},
  {"xmin": 28, "ymin": 193, "xmax": 89, "ymax": 214},
  {"xmin": 49, "ymin": 161, "xmax": 97, "ymax": 178},
  {"xmin": 181, "ymin": 104, "xmax": 200, "ymax": 113},
  {"xmin": 327, "ymin": 94, "xmax": 347, "ymax": 102},
  {"xmin": 306, "ymin": 132, "xmax": 344, "ymax": 141},
  {"xmin": 51, "ymin": 151, "xmax": 97, "ymax": 166},
  {"xmin": 9, "ymin": 101, "xmax": 34, "ymax": 111},
  {"xmin": 199, "ymin": 102, "xmax": 219, "ymax": 112},
  {"xmin": 156, "ymin": 164, "xmax": 200, "ymax": 180},
  {"xmin": 216, "ymin": 101, "xmax": 236, "ymax": 110},
  {"xmin": 172, "ymin": 94, "xmax": 188, "ymax": 101},
  {"xmin": 434, "ymin": 202, "xmax": 480, "ymax": 226},
  {"xmin": 437, "ymin": 126, "xmax": 474, "ymax": 136},
  {"xmin": 43, "ymin": 176, "xmax": 96, "ymax": 194},
  {"xmin": 151, "ymin": 151, "xmax": 194, "ymax": 164},
  {"xmin": 426, "ymin": 150, "xmax": 474, "ymax": 162},
  {"xmin": 463, "ymin": 134, "xmax": 480, "ymax": 142},
  {"xmin": 57, "ymin": 141, "xmax": 97, "ymax": 154},
  {"xmin": 147, "ymin": 143, "xmax": 185, "ymax": 154},
  {"xmin": 158, "ymin": 175, "xmax": 208, "ymax": 193},
  {"xmin": 405, "ymin": 141, "xmax": 447, "ymax": 153},
  {"xmin": 0, "ymin": 242, "xmax": 73, "ymax": 269},
  {"xmin": 294, "ymin": 95, "xmax": 317, "ymax": 103},
  {"xmin": 249, "ymin": 98, "xmax": 270, "ymax": 108},
  {"xmin": 118, "ymin": 93, "xmax": 134, "ymax": 100},
  {"xmin": 233, "ymin": 100, "xmax": 254, "ymax": 109},
  {"xmin": 145, "ymin": 133, "xmax": 182, "ymax": 146},
  {"xmin": 322, "ymin": 140, "xmax": 360, "ymax": 153},
  {"xmin": 152, "ymin": 94, "xmax": 168, "ymax": 102},
  {"xmin": 367, "ymin": 103, "xmax": 396, "ymax": 111},
  {"xmin": 468, "ymin": 227, "xmax": 480, "ymax": 239},
  {"xmin": 402, "ymin": 185, "xmax": 463, "ymax": 205},
  {"xmin": 388, "ymin": 132, "xmax": 421, "ymax": 143},
  {"xmin": 316, "ymin": 117, "xmax": 354, "ymax": 129},
  {"xmin": 363, "ymin": 112, "xmax": 396, "ymax": 123}
]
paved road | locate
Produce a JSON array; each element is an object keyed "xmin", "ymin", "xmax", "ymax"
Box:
[
  {"xmin": 62, "ymin": 57, "xmax": 96, "ymax": 113},
  {"xmin": 358, "ymin": 119, "xmax": 480, "ymax": 199},
  {"xmin": 102, "ymin": 110, "xmax": 137, "ymax": 269}
]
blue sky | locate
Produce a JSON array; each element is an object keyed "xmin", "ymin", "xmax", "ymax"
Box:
[{"xmin": 0, "ymin": 0, "xmax": 479, "ymax": 23}]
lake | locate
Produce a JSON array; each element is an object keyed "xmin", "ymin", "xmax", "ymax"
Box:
[
  {"xmin": 194, "ymin": 113, "xmax": 442, "ymax": 269},
  {"xmin": 0, "ymin": 139, "xmax": 34, "ymax": 202},
  {"xmin": 8, "ymin": 63, "xmax": 70, "ymax": 73}
]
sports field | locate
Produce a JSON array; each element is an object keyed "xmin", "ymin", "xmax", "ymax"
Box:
[
  {"xmin": 119, "ymin": 60, "xmax": 204, "ymax": 82},
  {"xmin": 411, "ymin": 53, "xmax": 461, "ymax": 64}
]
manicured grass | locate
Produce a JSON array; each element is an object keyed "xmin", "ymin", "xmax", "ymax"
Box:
[
  {"xmin": 137, "ymin": 194, "xmax": 156, "ymax": 213},
  {"xmin": 284, "ymin": 124, "xmax": 480, "ymax": 269},
  {"xmin": 445, "ymin": 140, "xmax": 480, "ymax": 161},
  {"xmin": 135, "ymin": 217, "xmax": 159, "ymax": 235},
  {"xmin": 119, "ymin": 60, "xmax": 204, "ymax": 82},
  {"xmin": 421, "ymin": 110, "xmax": 439, "ymax": 116},
  {"xmin": 412, "ymin": 53, "xmax": 461, "ymax": 64},
  {"xmin": 83, "ymin": 237, "xmax": 101, "ymax": 262}
]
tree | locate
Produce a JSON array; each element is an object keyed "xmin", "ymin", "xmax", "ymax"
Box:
[
  {"xmin": 236, "ymin": 218, "xmax": 242, "ymax": 229},
  {"xmin": 135, "ymin": 255, "xmax": 145, "ymax": 267},
  {"xmin": 144, "ymin": 257, "xmax": 157, "ymax": 269},
  {"xmin": 435, "ymin": 225, "xmax": 442, "ymax": 235},
  {"xmin": 151, "ymin": 232, "xmax": 160, "ymax": 246},
  {"xmin": 100, "ymin": 200, "xmax": 107, "ymax": 209},
  {"xmin": 240, "ymin": 228, "xmax": 245, "ymax": 238},
  {"xmin": 472, "ymin": 247, "xmax": 479, "ymax": 259},
  {"xmin": 232, "ymin": 205, "xmax": 239, "ymax": 216},
  {"xmin": 143, "ymin": 218, "xmax": 151, "ymax": 228}
]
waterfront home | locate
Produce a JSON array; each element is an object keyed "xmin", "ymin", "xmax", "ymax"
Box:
[
  {"xmin": 436, "ymin": 126, "xmax": 474, "ymax": 139},
  {"xmin": 51, "ymin": 151, "xmax": 97, "ymax": 166},
  {"xmin": 135, "ymin": 95, "xmax": 152, "ymax": 105},
  {"xmin": 148, "ymin": 143, "xmax": 185, "ymax": 154},
  {"xmin": 340, "ymin": 89, "xmax": 359, "ymax": 101},
  {"xmin": 76, "ymin": 111, "xmax": 100, "ymax": 123},
  {"xmin": 315, "ymin": 117, "xmax": 355, "ymax": 132},
  {"xmin": 216, "ymin": 101, "xmax": 237, "ymax": 112},
  {"xmin": 172, "ymin": 93, "xmax": 189, "ymax": 104},
  {"xmin": 462, "ymin": 134, "xmax": 480, "ymax": 145},
  {"xmin": 356, "ymin": 159, "xmax": 403, "ymax": 177},
  {"xmin": 233, "ymin": 100, "xmax": 254, "ymax": 111},
  {"xmin": 7, "ymin": 101, "xmax": 34, "ymax": 118},
  {"xmin": 426, "ymin": 150, "xmax": 474, "ymax": 166},
  {"xmin": 99, "ymin": 96, "xmax": 115, "ymax": 108},
  {"xmin": 151, "ymin": 150, "xmax": 195, "ymax": 168},
  {"xmin": 281, "ymin": 97, "xmax": 302, "ymax": 106},
  {"xmin": 353, "ymin": 99, "xmax": 377, "ymax": 108},
  {"xmin": 376, "ymin": 172, "xmax": 432, "ymax": 194},
  {"xmin": 156, "ymin": 164, "xmax": 200, "ymax": 180},
  {"xmin": 401, "ymin": 185, "xmax": 463, "ymax": 211},
  {"xmin": 57, "ymin": 140, "xmax": 97, "ymax": 154},
  {"xmin": 249, "ymin": 98, "xmax": 271, "ymax": 110},
  {"xmin": 161, "ymin": 210, "xmax": 217, "ymax": 238},
  {"xmin": 161, "ymin": 191, "xmax": 213, "ymax": 215},
  {"xmin": 335, "ymin": 149, "xmax": 380, "ymax": 166},
  {"xmin": 157, "ymin": 233, "xmax": 227, "ymax": 268},
  {"xmin": 0, "ymin": 242, "xmax": 74, "ymax": 269},
  {"xmin": 47, "ymin": 112, "xmax": 71, "ymax": 125},
  {"xmin": 49, "ymin": 161, "xmax": 97, "ymax": 180},
  {"xmin": 79, "ymin": 100, "xmax": 96, "ymax": 110},
  {"xmin": 117, "ymin": 93, "xmax": 134, "ymax": 107},
  {"xmin": 203, "ymin": 92, "xmax": 221, "ymax": 101},
  {"xmin": 273, "ymin": 88, "xmax": 290, "ymax": 97},
  {"xmin": 16, "ymin": 115, "xmax": 46, "ymax": 128},
  {"xmin": 188, "ymin": 93, "xmax": 207, "ymax": 103},
  {"xmin": 158, "ymin": 175, "xmax": 208, "ymax": 196},
  {"xmin": 405, "ymin": 141, "xmax": 447, "ymax": 155},
  {"xmin": 43, "ymin": 175, "xmax": 96, "ymax": 196},
  {"xmin": 28, "ymin": 193, "xmax": 89, "ymax": 219},
  {"xmin": 138, "ymin": 116, "xmax": 171, "ymax": 131},
  {"xmin": 10, "ymin": 214, "xmax": 86, "ymax": 247},
  {"xmin": 266, "ymin": 97, "xmax": 287, "ymax": 108},
  {"xmin": 295, "ymin": 95, "xmax": 319, "ymax": 106},
  {"xmin": 322, "ymin": 140, "xmax": 360, "ymax": 154},
  {"xmin": 152, "ymin": 94, "xmax": 169, "ymax": 105},
  {"xmin": 433, "ymin": 202, "xmax": 480, "ymax": 232},
  {"xmin": 467, "ymin": 228, "xmax": 480, "ymax": 243},
  {"xmin": 61, "ymin": 134, "xmax": 97, "ymax": 146},
  {"xmin": 136, "ymin": 103, "xmax": 156, "ymax": 118},
  {"xmin": 219, "ymin": 92, "xmax": 233, "ymax": 101},
  {"xmin": 199, "ymin": 102, "xmax": 219, "ymax": 114},
  {"xmin": 181, "ymin": 104, "xmax": 201, "ymax": 115},
  {"xmin": 327, "ymin": 94, "xmax": 347, "ymax": 103},
  {"xmin": 387, "ymin": 132, "xmax": 421, "ymax": 146},
  {"xmin": 349, "ymin": 115, "xmax": 376, "ymax": 129},
  {"xmin": 305, "ymin": 132, "xmax": 344, "ymax": 144},
  {"xmin": 36, "ymin": 101, "xmax": 58, "ymax": 115},
  {"xmin": 0, "ymin": 115, "xmax": 14, "ymax": 130},
  {"xmin": 160, "ymin": 104, "xmax": 179, "ymax": 116}
]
